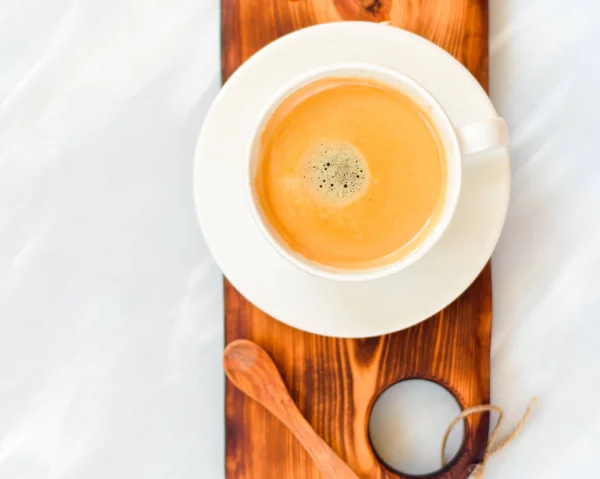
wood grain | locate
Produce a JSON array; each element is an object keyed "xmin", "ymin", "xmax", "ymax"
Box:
[
  {"xmin": 224, "ymin": 340, "xmax": 361, "ymax": 479},
  {"xmin": 222, "ymin": 1, "xmax": 492, "ymax": 478}
]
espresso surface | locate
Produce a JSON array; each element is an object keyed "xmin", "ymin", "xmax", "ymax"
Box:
[
  {"xmin": 300, "ymin": 140, "xmax": 370, "ymax": 205},
  {"xmin": 255, "ymin": 77, "xmax": 446, "ymax": 269}
]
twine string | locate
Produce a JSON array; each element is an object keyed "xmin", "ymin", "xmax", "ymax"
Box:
[{"xmin": 441, "ymin": 399, "xmax": 538, "ymax": 478}]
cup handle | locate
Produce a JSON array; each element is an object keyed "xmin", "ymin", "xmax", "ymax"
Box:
[{"xmin": 455, "ymin": 117, "xmax": 509, "ymax": 155}]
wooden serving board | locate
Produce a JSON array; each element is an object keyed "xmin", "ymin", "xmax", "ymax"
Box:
[{"xmin": 223, "ymin": 1, "xmax": 492, "ymax": 478}]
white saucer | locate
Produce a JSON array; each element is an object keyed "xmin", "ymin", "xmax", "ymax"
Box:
[{"xmin": 193, "ymin": 22, "xmax": 510, "ymax": 338}]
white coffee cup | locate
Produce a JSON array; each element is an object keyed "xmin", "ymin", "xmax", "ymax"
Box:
[{"xmin": 245, "ymin": 63, "xmax": 508, "ymax": 282}]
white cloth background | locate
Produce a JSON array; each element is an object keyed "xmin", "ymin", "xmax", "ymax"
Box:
[{"xmin": 0, "ymin": 0, "xmax": 598, "ymax": 477}]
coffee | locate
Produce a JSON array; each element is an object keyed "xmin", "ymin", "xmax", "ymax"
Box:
[{"xmin": 254, "ymin": 77, "xmax": 447, "ymax": 269}]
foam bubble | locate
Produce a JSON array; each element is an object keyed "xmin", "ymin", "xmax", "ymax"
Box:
[{"xmin": 300, "ymin": 140, "xmax": 370, "ymax": 205}]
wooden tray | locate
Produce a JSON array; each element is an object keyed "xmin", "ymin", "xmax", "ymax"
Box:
[{"xmin": 222, "ymin": 1, "xmax": 492, "ymax": 477}]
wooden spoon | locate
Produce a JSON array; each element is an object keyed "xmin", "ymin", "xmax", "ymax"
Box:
[{"xmin": 223, "ymin": 339, "xmax": 360, "ymax": 479}]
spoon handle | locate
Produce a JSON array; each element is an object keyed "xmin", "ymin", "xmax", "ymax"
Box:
[{"xmin": 269, "ymin": 395, "xmax": 359, "ymax": 479}]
